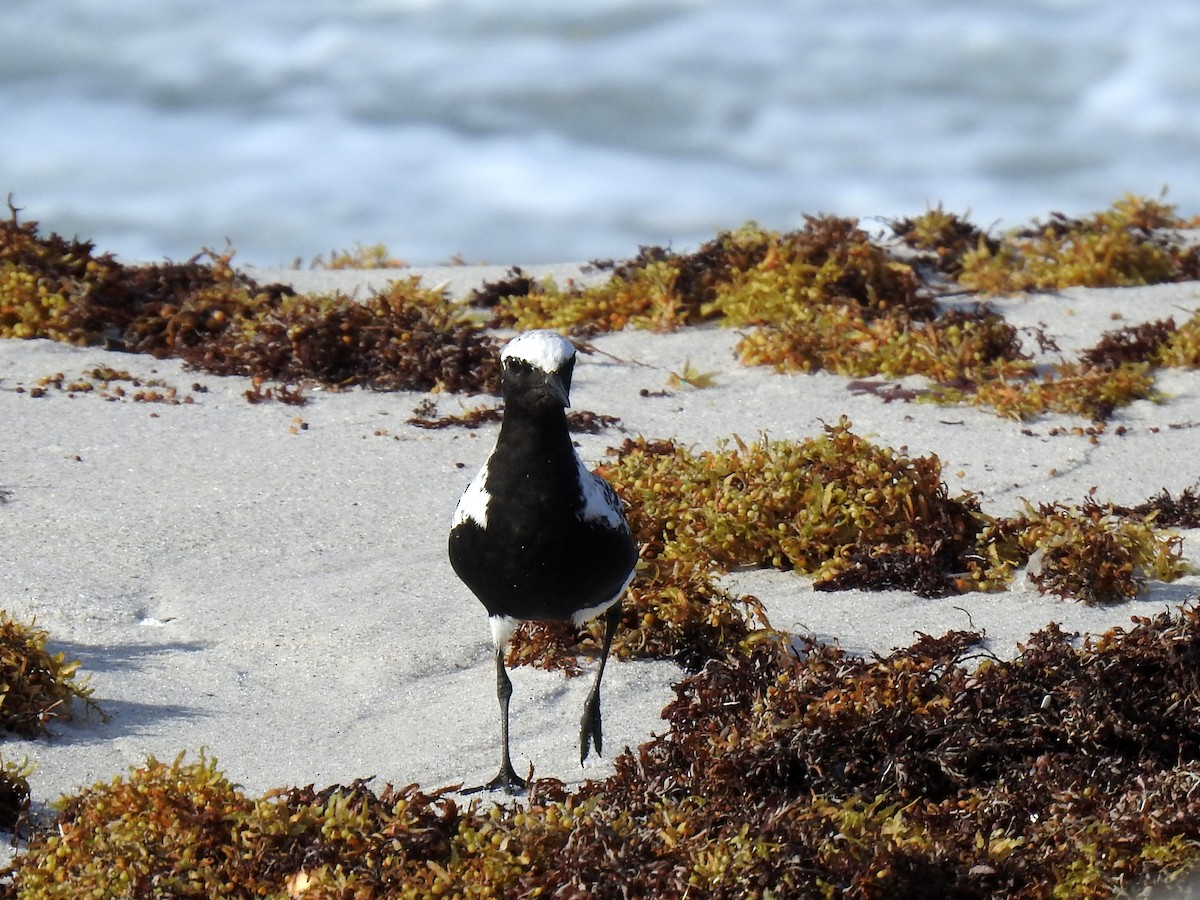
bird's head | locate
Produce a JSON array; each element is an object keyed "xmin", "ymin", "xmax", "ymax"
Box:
[{"xmin": 500, "ymin": 330, "xmax": 576, "ymax": 411}]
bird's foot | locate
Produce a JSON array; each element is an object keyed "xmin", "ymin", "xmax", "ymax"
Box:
[
  {"xmin": 580, "ymin": 692, "xmax": 603, "ymax": 763},
  {"xmin": 461, "ymin": 764, "xmax": 527, "ymax": 796}
]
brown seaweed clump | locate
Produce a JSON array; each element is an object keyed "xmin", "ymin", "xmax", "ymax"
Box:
[
  {"xmin": 0, "ymin": 755, "xmax": 33, "ymax": 832},
  {"xmin": 508, "ymin": 423, "xmax": 1189, "ymax": 676},
  {"xmin": 10, "ymin": 609, "xmax": 1200, "ymax": 896},
  {"xmin": 890, "ymin": 204, "xmax": 999, "ymax": 277},
  {"xmin": 972, "ymin": 500, "xmax": 1189, "ymax": 604},
  {"xmin": 0, "ymin": 612, "xmax": 102, "ymax": 739},
  {"xmin": 0, "ymin": 207, "xmax": 501, "ymax": 395},
  {"xmin": 1116, "ymin": 484, "xmax": 1200, "ymax": 529},
  {"xmin": 956, "ymin": 194, "xmax": 1200, "ymax": 293}
]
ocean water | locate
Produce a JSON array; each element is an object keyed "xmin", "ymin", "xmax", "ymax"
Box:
[{"xmin": 3, "ymin": 0, "xmax": 1199, "ymax": 266}]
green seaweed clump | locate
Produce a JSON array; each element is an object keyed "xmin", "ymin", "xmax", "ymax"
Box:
[
  {"xmin": 11, "ymin": 610, "xmax": 1200, "ymax": 896},
  {"xmin": 482, "ymin": 224, "xmax": 790, "ymax": 333},
  {"xmin": 699, "ymin": 215, "xmax": 926, "ymax": 324},
  {"xmin": 890, "ymin": 204, "xmax": 998, "ymax": 277},
  {"xmin": 488, "ymin": 259, "xmax": 692, "ymax": 334},
  {"xmin": 734, "ymin": 304, "xmax": 1033, "ymax": 387},
  {"xmin": 1, "ymin": 753, "xmax": 486, "ymax": 898},
  {"xmin": 1156, "ymin": 308, "xmax": 1200, "ymax": 370},
  {"xmin": 701, "ymin": 220, "xmax": 1035, "ymax": 388},
  {"xmin": 487, "ymin": 217, "xmax": 925, "ymax": 336},
  {"xmin": 10, "ymin": 753, "xmax": 254, "ymax": 896},
  {"xmin": 950, "ymin": 359, "xmax": 1160, "ymax": 421},
  {"xmin": 0, "ymin": 612, "xmax": 102, "ymax": 738},
  {"xmin": 957, "ymin": 194, "xmax": 1200, "ymax": 293},
  {"xmin": 972, "ymin": 500, "xmax": 1190, "ymax": 604},
  {"xmin": 594, "ymin": 422, "xmax": 1187, "ymax": 607},
  {"xmin": 310, "ymin": 242, "xmax": 406, "ymax": 269},
  {"xmin": 600, "ymin": 420, "xmax": 983, "ymax": 598}
]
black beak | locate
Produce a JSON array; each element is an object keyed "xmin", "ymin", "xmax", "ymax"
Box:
[{"xmin": 543, "ymin": 371, "xmax": 571, "ymax": 408}]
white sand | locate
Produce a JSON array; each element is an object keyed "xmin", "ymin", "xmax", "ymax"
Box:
[{"xmin": 3, "ymin": 267, "xmax": 1200, "ymax": 860}]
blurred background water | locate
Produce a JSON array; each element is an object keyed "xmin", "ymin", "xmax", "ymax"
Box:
[{"xmin": 3, "ymin": 0, "xmax": 1198, "ymax": 266}]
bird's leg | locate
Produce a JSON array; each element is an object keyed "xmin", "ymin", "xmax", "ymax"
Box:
[
  {"xmin": 463, "ymin": 645, "xmax": 527, "ymax": 794},
  {"xmin": 580, "ymin": 601, "xmax": 622, "ymax": 764}
]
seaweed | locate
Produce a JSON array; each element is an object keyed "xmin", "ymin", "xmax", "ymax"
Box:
[
  {"xmin": 0, "ymin": 755, "xmax": 32, "ymax": 832},
  {"xmin": 12, "ymin": 610, "xmax": 1200, "ymax": 896},
  {"xmin": 0, "ymin": 207, "xmax": 501, "ymax": 395},
  {"xmin": 309, "ymin": 242, "xmax": 406, "ymax": 270},
  {"xmin": 1081, "ymin": 318, "xmax": 1178, "ymax": 369},
  {"xmin": 7, "ymin": 198, "xmax": 1200, "ymax": 421},
  {"xmin": 970, "ymin": 500, "xmax": 1189, "ymax": 604},
  {"xmin": 486, "ymin": 216, "xmax": 926, "ymax": 336},
  {"xmin": 0, "ymin": 612, "xmax": 104, "ymax": 738},
  {"xmin": 949, "ymin": 360, "xmax": 1160, "ymax": 422},
  {"xmin": 598, "ymin": 420, "xmax": 982, "ymax": 589},
  {"xmin": 957, "ymin": 194, "xmax": 1200, "ymax": 293},
  {"xmin": 1114, "ymin": 484, "xmax": 1200, "ymax": 529},
  {"xmin": 406, "ymin": 404, "xmax": 619, "ymax": 433},
  {"xmin": 889, "ymin": 204, "xmax": 998, "ymax": 277},
  {"xmin": 407, "ymin": 403, "xmax": 502, "ymax": 430}
]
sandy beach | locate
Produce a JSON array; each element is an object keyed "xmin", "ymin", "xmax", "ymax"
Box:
[{"xmin": 3, "ymin": 264, "xmax": 1200, "ymax": 866}]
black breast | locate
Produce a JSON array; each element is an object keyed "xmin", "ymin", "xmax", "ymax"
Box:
[{"xmin": 448, "ymin": 423, "xmax": 637, "ymax": 623}]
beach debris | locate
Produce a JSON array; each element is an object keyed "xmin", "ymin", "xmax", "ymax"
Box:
[
  {"xmin": 12, "ymin": 368, "xmax": 196, "ymax": 404},
  {"xmin": 0, "ymin": 612, "xmax": 103, "ymax": 739},
  {"xmin": 0, "ymin": 205, "xmax": 500, "ymax": 395},
  {"xmin": 954, "ymin": 193, "xmax": 1200, "ymax": 293},
  {"xmin": 307, "ymin": 242, "xmax": 406, "ymax": 270},
  {"xmin": 666, "ymin": 359, "xmax": 717, "ymax": 389},
  {"xmin": 0, "ymin": 755, "xmax": 32, "ymax": 832},
  {"xmin": 5, "ymin": 195, "xmax": 1200, "ymax": 419},
  {"xmin": 9, "ymin": 608, "xmax": 1200, "ymax": 896}
]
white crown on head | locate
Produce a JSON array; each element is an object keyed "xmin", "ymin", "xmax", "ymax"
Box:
[{"xmin": 501, "ymin": 330, "xmax": 576, "ymax": 372}]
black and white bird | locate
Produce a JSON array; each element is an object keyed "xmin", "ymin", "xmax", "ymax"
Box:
[{"xmin": 448, "ymin": 330, "xmax": 638, "ymax": 793}]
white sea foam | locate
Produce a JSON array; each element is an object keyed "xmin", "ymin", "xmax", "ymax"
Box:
[{"xmin": 2, "ymin": 0, "xmax": 1198, "ymax": 266}]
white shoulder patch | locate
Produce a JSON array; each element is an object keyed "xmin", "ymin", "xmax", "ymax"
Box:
[
  {"xmin": 452, "ymin": 462, "xmax": 491, "ymax": 528},
  {"xmin": 501, "ymin": 330, "xmax": 576, "ymax": 373},
  {"xmin": 577, "ymin": 458, "xmax": 628, "ymax": 530}
]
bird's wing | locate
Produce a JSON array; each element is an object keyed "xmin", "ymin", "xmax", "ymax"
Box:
[{"xmin": 576, "ymin": 460, "xmax": 628, "ymax": 531}]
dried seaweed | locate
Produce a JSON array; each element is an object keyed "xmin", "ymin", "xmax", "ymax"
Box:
[
  {"xmin": 0, "ymin": 208, "xmax": 501, "ymax": 395},
  {"xmin": 957, "ymin": 194, "xmax": 1200, "ymax": 293},
  {"xmin": 408, "ymin": 404, "xmax": 502, "ymax": 430},
  {"xmin": 12, "ymin": 610, "xmax": 1200, "ymax": 896},
  {"xmin": 890, "ymin": 204, "xmax": 998, "ymax": 277},
  {"xmin": 0, "ymin": 755, "xmax": 32, "ymax": 832},
  {"xmin": 566, "ymin": 410, "xmax": 623, "ymax": 433},
  {"xmin": 1115, "ymin": 484, "xmax": 1200, "ymax": 529},
  {"xmin": 0, "ymin": 612, "xmax": 104, "ymax": 738},
  {"xmin": 1081, "ymin": 318, "xmax": 1178, "ymax": 369},
  {"xmin": 466, "ymin": 266, "xmax": 536, "ymax": 309}
]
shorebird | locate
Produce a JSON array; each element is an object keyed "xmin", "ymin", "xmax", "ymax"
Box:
[{"xmin": 448, "ymin": 330, "xmax": 638, "ymax": 793}]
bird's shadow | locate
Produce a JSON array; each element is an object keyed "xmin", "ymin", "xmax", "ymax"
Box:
[{"xmin": 41, "ymin": 639, "xmax": 208, "ymax": 742}]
